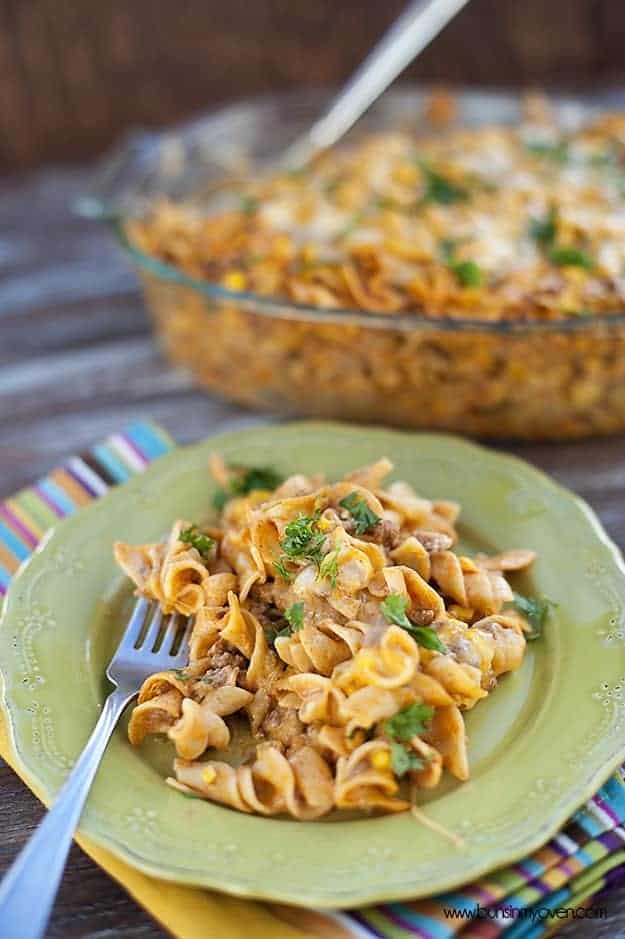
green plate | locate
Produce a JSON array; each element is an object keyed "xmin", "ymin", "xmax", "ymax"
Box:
[{"xmin": 2, "ymin": 422, "xmax": 625, "ymax": 909}]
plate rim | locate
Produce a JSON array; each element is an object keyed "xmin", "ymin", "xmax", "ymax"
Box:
[{"xmin": 2, "ymin": 420, "xmax": 625, "ymax": 909}]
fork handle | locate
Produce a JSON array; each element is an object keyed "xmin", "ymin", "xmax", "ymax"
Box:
[{"xmin": 0, "ymin": 687, "xmax": 134, "ymax": 939}]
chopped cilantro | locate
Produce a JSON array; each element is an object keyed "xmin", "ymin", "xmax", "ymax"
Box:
[
  {"xmin": 385, "ymin": 705, "xmax": 431, "ymax": 777},
  {"xmin": 213, "ymin": 489, "xmax": 228, "ymax": 511},
  {"xmin": 281, "ymin": 513, "xmax": 326, "ymax": 568},
  {"xmin": 451, "ymin": 259, "xmax": 483, "ymax": 287},
  {"xmin": 529, "ymin": 207, "xmax": 557, "ymax": 246},
  {"xmin": 234, "ymin": 466, "xmax": 282, "ymax": 494},
  {"xmin": 273, "ymin": 557, "xmax": 294, "ymax": 582},
  {"xmin": 264, "ymin": 623, "xmax": 292, "ymax": 646},
  {"xmin": 408, "ymin": 625, "xmax": 448, "ymax": 653},
  {"xmin": 419, "ymin": 162, "xmax": 469, "ymax": 205},
  {"xmin": 213, "ymin": 464, "xmax": 283, "ymax": 510},
  {"xmin": 385, "ymin": 702, "xmax": 434, "ymax": 742},
  {"xmin": 239, "ymin": 194, "xmax": 259, "ymax": 214},
  {"xmin": 339, "ymin": 491, "xmax": 381, "ymax": 534},
  {"xmin": 439, "ymin": 239, "xmax": 482, "ymax": 287},
  {"xmin": 264, "ymin": 603, "xmax": 304, "ymax": 645},
  {"xmin": 525, "ymin": 140, "xmax": 569, "ymax": 163},
  {"xmin": 511, "ymin": 591, "xmax": 556, "ymax": 640},
  {"xmin": 319, "ymin": 550, "xmax": 339, "ymax": 588},
  {"xmin": 530, "ymin": 210, "xmax": 593, "ymax": 271},
  {"xmin": 389, "ymin": 739, "xmax": 425, "ymax": 778},
  {"xmin": 439, "ymin": 238, "xmax": 461, "ymax": 262},
  {"xmin": 549, "ymin": 246, "xmax": 593, "ymax": 270},
  {"xmin": 381, "ymin": 594, "xmax": 447, "ymax": 653},
  {"xmin": 273, "ymin": 512, "xmax": 330, "ymax": 580},
  {"xmin": 380, "ymin": 593, "xmax": 412, "ymax": 628},
  {"xmin": 169, "ymin": 668, "xmax": 188, "ymax": 680},
  {"xmin": 284, "ymin": 601, "xmax": 305, "ymax": 632},
  {"xmin": 178, "ymin": 525, "xmax": 215, "ymax": 559},
  {"xmin": 569, "ymin": 308, "xmax": 593, "ymax": 317}
]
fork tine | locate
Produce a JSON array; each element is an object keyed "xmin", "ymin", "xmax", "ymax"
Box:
[
  {"xmin": 172, "ymin": 617, "xmax": 194, "ymax": 664},
  {"xmin": 140, "ymin": 607, "xmax": 164, "ymax": 652},
  {"xmin": 160, "ymin": 613, "xmax": 182, "ymax": 656},
  {"xmin": 117, "ymin": 597, "xmax": 151, "ymax": 651}
]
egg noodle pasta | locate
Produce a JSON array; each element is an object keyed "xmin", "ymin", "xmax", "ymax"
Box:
[
  {"xmin": 130, "ymin": 107, "xmax": 625, "ymax": 324},
  {"xmin": 115, "ymin": 456, "xmax": 543, "ymax": 819},
  {"xmin": 123, "ymin": 94, "xmax": 625, "ymax": 440}
]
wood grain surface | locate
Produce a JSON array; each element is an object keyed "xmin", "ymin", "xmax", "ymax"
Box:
[
  {"xmin": 2, "ymin": 167, "xmax": 625, "ymax": 936},
  {"xmin": 2, "ymin": 0, "xmax": 625, "ymax": 170}
]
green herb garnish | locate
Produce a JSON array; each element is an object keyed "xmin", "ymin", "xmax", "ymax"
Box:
[
  {"xmin": 380, "ymin": 593, "xmax": 413, "ymax": 628},
  {"xmin": 389, "ymin": 739, "xmax": 425, "ymax": 777},
  {"xmin": 284, "ymin": 601, "xmax": 305, "ymax": 632},
  {"xmin": 419, "ymin": 162, "xmax": 469, "ymax": 205},
  {"xmin": 169, "ymin": 668, "xmax": 188, "ymax": 680},
  {"xmin": 178, "ymin": 525, "xmax": 215, "ymax": 559},
  {"xmin": 380, "ymin": 594, "xmax": 447, "ymax": 653},
  {"xmin": 213, "ymin": 464, "xmax": 283, "ymax": 510},
  {"xmin": 409, "ymin": 625, "xmax": 448, "ymax": 652},
  {"xmin": 319, "ymin": 550, "xmax": 339, "ymax": 588},
  {"xmin": 385, "ymin": 702, "xmax": 434, "ymax": 742},
  {"xmin": 339, "ymin": 491, "xmax": 381, "ymax": 534},
  {"xmin": 439, "ymin": 238, "xmax": 461, "ymax": 260},
  {"xmin": 529, "ymin": 207, "xmax": 558, "ymax": 246},
  {"xmin": 385, "ymin": 703, "xmax": 434, "ymax": 777},
  {"xmin": 529, "ymin": 209, "xmax": 593, "ymax": 271},
  {"xmin": 273, "ymin": 512, "xmax": 328, "ymax": 580},
  {"xmin": 264, "ymin": 602, "xmax": 305, "ymax": 645},
  {"xmin": 273, "ymin": 557, "xmax": 294, "ymax": 582},
  {"xmin": 239, "ymin": 194, "xmax": 259, "ymax": 214},
  {"xmin": 548, "ymin": 246, "xmax": 594, "ymax": 270},
  {"xmin": 439, "ymin": 239, "xmax": 482, "ymax": 287},
  {"xmin": 511, "ymin": 592, "xmax": 556, "ymax": 640},
  {"xmin": 281, "ymin": 513, "xmax": 326, "ymax": 568},
  {"xmin": 525, "ymin": 140, "xmax": 570, "ymax": 163},
  {"xmin": 264, "ymin": 624, "xmax": 291, "ymax": 646},
  {"xmin": 451, "ymin": 259, "xmax": 483, "ymax": 287}
]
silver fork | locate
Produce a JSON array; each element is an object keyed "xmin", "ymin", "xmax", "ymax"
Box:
[{"xmin": 0, "ymin": 597, "xmax": 192, "ymax": 939}]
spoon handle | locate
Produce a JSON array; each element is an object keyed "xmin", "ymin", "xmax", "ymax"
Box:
[{"xmin": 284, "ymin": 0, "xmax": 472, "ymax": 169}]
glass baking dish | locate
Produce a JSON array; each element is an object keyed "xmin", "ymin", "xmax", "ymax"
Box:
[{"xmin": 78, "ymin": 87, "xmax": 625, "ymax": 440}]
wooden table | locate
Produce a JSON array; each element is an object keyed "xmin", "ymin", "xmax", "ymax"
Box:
[{"xmin": 2, "ymin": 165, "xmax": 625, "ymax": 938}]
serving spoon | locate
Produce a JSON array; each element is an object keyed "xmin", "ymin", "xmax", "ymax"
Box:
[
  {"xmin": 282, "ymin": 0, "xmax": 473, "ymax": 171},
  {"xmin": 76, "ymin": 0, "xmax": 471, "ymax": 220}
]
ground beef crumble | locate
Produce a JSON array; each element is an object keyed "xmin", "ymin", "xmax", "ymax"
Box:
[{"xmin": 199, "ymin": 638, "xmax": 247, "ymax": 688}]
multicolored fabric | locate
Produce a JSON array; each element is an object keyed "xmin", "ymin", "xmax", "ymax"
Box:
[
  {"xmin": 1, "ymin": 420, "xmax": 623, "ymax": 937},
  {"xmin": 0, "ymin": 422, "xmax": 172, "ymax": 594}
]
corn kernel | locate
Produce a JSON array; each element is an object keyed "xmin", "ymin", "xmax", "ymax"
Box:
[
  {"xmin": 301, "ymin": 244, "xmax": 317, "ymax": 264},
  {"xmin": 202, "ymin": 766, "xmax": 217, "ymax": 785},
  {"xmin": 393, "ymin": 162, "xmax": 419, "ymax": 185},
  {"xmin": 459, "ymin": 556, "xmax": 479, "ymax": 573},
  {"xmin": 222, "ymin": 270, "xmax": 247, "ymax": 291},
  {"xmin": 317, "ymin": 516, "xmax": 333, "ymax": 532},
  {"xmin": 448, "ymin": 604, "xmax": 474, "ymax": 622},
  {"xmin": 371, "ymin": 750, "xmax": 391, "ymax": 770},
  {"xmin": 357, "ymin": 650, "xmax": 376, "ymax": 669},
  {"xmin": 272, "ymin": 234, "xmax": 293, "ymax": 261}
]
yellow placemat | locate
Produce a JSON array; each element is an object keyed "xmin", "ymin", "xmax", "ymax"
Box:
[{"xmin": 0, "ymin": 710, "xmax": 322, "ymax": 939}]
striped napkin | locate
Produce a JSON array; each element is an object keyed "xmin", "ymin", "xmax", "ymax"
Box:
[{"xmin": 1, "ymin": 420, "xmax": 625, "ymax": 939}]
